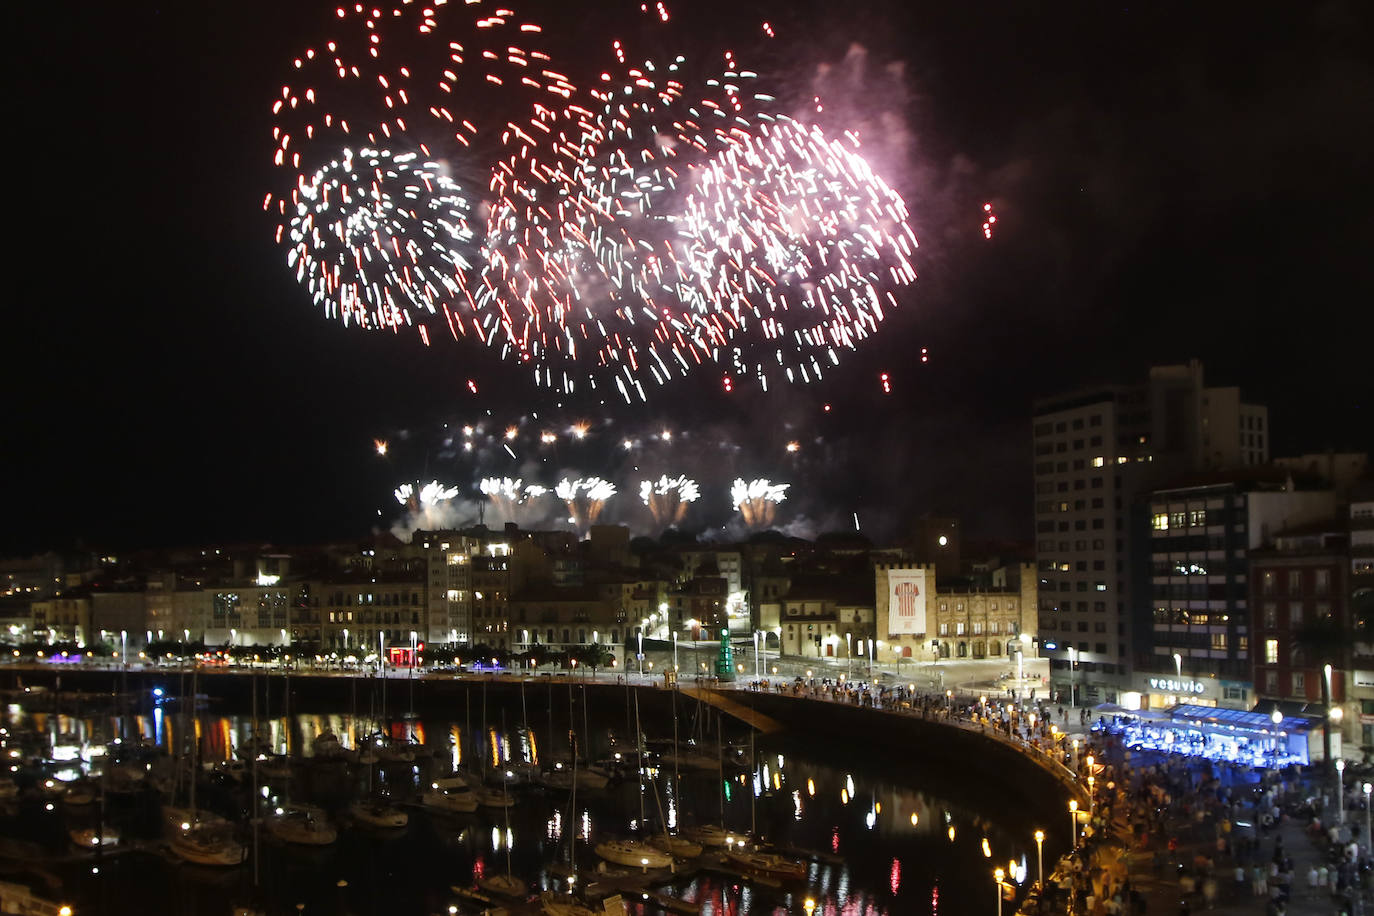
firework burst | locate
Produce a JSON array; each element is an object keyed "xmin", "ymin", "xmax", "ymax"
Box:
[
  {"xmin": 730, "ymin": 477, "xmax": 788, "ymax": 531},
  {"xmin": 638, "ymin": 475, "xmax": 700, "ymax": 528},
  {"xmin": 268, "ymin": 3, "xmax": 920, "ymax": 399},
  {"xmin": 556, "ymin": 476, "xmax": 617, "ymax": 534},
  {"xmin": 479, "ymin": 476, "xmax": 549, "ymax": 525}
]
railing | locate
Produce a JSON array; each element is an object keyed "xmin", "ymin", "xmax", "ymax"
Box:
[{"xmin": 727, "ymin": 680, "xmax": 1086, "ymax": 794}]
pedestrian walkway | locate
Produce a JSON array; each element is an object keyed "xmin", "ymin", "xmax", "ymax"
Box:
[{"xmin": 1045, "ymin": 738, "xmax": 1372, "ymax": 916}]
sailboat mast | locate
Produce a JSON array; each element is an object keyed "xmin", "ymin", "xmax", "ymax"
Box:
[
  {"xmin": 252, "ymin": 665, "xmax": 260, "ymax": 886},
  {"xmin": 671, "ymin": 687, "xmax": 680, "ymax": 802},
  {"xmin": 633, "ymin": 691, "xmax": 644, "ymax": 831},
  {"xmin": 716, "ymin": 716, "xmax": 724, "ymax": 828},
  {"xmin": 580, "ymin": 685, "xmax": 591, "ymax": 771}
]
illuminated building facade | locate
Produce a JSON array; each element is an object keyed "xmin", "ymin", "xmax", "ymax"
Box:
[{"xmin": 1032, "ymin": 360, "xmax": 1267, "ymax": 705}]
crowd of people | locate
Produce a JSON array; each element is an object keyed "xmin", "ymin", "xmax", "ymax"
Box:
[{"xmin": 761, "ymin": 678, "xmax": 1374, "ymax": 914}]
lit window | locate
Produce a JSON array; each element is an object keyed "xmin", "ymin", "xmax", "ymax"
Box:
[
  {"xmin": 1092, "ymin": 456, "xmax": 1105, "ymax": 468},
  {"xmin": 1152, "ymin": 513, "xmax": 1169, "ymax": 531},
  {"xmin": 1264, "ymin": 638, "xmax": 1279, "ymax": 665}
]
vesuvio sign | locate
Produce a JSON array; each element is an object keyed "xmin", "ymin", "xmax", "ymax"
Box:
[{"xmin": 1148, "ymin": 677, "xmax": 1206, "ymax": 694}]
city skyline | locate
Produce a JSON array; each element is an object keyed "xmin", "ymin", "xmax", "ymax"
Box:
[{"xmin": 7, "ymin": 0, "xmax": 1372, "ymax": 555}]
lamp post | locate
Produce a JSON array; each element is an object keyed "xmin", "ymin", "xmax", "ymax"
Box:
[
  {"xmin": 1033, "ymin": 829, "xmax": 1045, "ymax": 891},
  {"xmin": 637, "ymin": 625, "xmax": 644, "ymax": 679},
  {"xmin": 1067, "ymin": 647, "xmax": 1077, "ymax": 706},
  {"xmin": 1337, "ymin": 758, "xmax": 1346, "ymax": 823},
  {"xmin": 993, "ymin": 867, "xmax": 1005, "ymax": 916},
  {"xmin": 1365, "ymin": 783, "xmax": 1372, "ymax": 851},
  {"xmin": 672, "ymin": 632, "xmax": 678, "ymax": 672},
  {"xmin": 1014, "ymin": 638, "xmax": 1024, "ymax": 703},
  {"xmin": 1068, "ymin": 800, "xmax": 1078, "ymax": 848},
  {"xmin": 1173, "ymin": 652, "xmax": 1182, "ymax": 680}
]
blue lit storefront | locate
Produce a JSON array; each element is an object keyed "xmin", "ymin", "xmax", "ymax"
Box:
[{"xmin": 1099, "ymin": 704, "xmax": 1319, "ymax": 768}]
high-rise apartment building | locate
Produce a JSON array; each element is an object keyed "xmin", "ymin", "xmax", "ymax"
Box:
[
  {"xmin": 1033, "ymin": 360, "xmax": 1267, "ymax": 705},
  {"xmin": 1135, "ymin": 471, "xmax": 1337, "ymax": 710}
]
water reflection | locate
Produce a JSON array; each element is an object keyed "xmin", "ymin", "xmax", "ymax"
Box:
[{"xmin": 1, "ymin": 699, "xmax": 1043, "ymax": 916}]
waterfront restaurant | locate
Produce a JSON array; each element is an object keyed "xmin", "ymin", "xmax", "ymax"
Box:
[{"xmin": 1099, "ymin": 704, "xmax": 1320, "ymax": 768}]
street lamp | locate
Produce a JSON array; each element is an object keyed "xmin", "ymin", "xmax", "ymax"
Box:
[
  {"xmin": 1337, "ymin": 758, "xmax": 1346, "ymax": 823},
  {"xmin": 1068, "ymin": 800, "xmax": 1078, "ymax": 847},
  {"xmin": 1033, "ymin": 829, "xmax": 1044, "ymax": 891},
  {"xmin": 993, "ymin": 867, "xmax": 1005, "ymax": 916},
  {"xmin": 1067, "ymin": 647, "xmax": 1077, "ymax": 706},
  {"xmin": 672, "ymin": 632, "xmax": 678, "ymax": 672},
  {"xmin": 845, "ymin": 632, "xmax": 852, "ymax": 682},
  {"xmin": 1012, "ymin": 637, "xmax": 1024, "ymax": 703},
  {"xmin": 1365, "ymin": 783, "xmax": 1372, "ymax": 851},
  {"xmin": 637, "ymin": 624, "xmax": 645, "ymax": 678},
  {"xmin": 1173, "ymin": 652, "xmax": 1182, "ymax": 681}
]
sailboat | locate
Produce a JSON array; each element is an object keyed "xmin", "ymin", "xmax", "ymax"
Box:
[
  {"xmin": 541, "ymin": 725, "xmax": 597, "ymax": 916},
  {"xmin": 597, "ymin": 691, "xmax": 679, "ymax": 870},
  {"xmin": 680, "ymin": 703, "xmax": 746, "ymax": 850},
  {"xmin": 349, "ymin": 721, "xmax": 408, "ymax": 830},
  {"xmin": 266, "ymin": 803, "xmax": 338, "ymax": 846},
  {"xmin": 421, "ymin": 781, "xmax": 479, "ymax": 814},
  {"xmin": 719, "ymin": 702, "xmax": 804, "ymax": 883},
  {"xmin": 647, "ymin": 685, "xmax": 701, "ymax": 860},
  {"xmin": 476, "ymin": 777, "xmax": 526, "ymax": 899},
  {"xmin": 169, "ymin": 665, "xmax": 247, "ymax": 866}
]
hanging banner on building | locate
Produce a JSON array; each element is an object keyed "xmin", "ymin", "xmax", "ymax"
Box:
[{"xmin": 887, "ymin": 568, "xmax": 927, "ymax": 636}]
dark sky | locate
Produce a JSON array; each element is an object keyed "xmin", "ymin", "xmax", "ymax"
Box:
[{"xmin": 6, "ymin": 0, "xmax": 1372, "ymax": 555}]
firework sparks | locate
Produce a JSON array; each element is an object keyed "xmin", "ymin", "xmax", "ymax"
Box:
[
  {"xmin": 268, "ymin": 4, "xmax": 921, "ymax": 399},
  {"xmin": 556, "ymin": 477, "xmax": 617, "ymax": 534},
  {"xmin": 395, "ymin": 480, "xmax": 461, "ymax": 507},
  {"xmin": 480, "ymin": 476, "xmax": 549, "ymax": 524},
  {"xmin": 638, "ymin": 475, "xmax": 701, "ymax": 528},
  {"xmin": 731, "ymin": 478, "xmax": 788, "ymax": 531},
  {"xmin": 374, "ymin": 438, "xmax": 389, "ymax": 456},
  {"xmin": 982, "ymin": 202, "xmax": 998, "ymax": 239}
]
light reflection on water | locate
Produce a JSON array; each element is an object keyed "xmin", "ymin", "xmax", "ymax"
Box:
[{"xmin": 3, "ymin": 700, "xmax": 1040, "ymax": 916}]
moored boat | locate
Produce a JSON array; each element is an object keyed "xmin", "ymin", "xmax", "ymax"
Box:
[
  {"xmin": 266, "ymin": 804, "xmax": 338, "ymax": 846},
  {"xmin": 348, "ymin": 800, "xmax": 408, "ymax": 829},
  {"xmin": 170, "ymin": 826, "xmax": 247, "ymax": 866},
  {"xmin": 680, "ymin": 824, "xmax": 739, "ymax": 848},
  {"xmin": 476, "ymin": 873, "xmax": 527, "ymax": 899},
  {"xmin": 593, "ymin": 838, "xmax": 673, "ymax": 870},
  {"xmin": 647, "ymin": 833, "xmax": 702, "ymax": 859},
  {"xmin": 421, "ymin": 786, "xmax": 478, "ymax": 814},
  {"xmin": 722, "ymin": 846, "xmax": 807, "ymax": 882},
  {"xmin": 70, "ymin": 826, "xmax": 120, "ymax": 850}
]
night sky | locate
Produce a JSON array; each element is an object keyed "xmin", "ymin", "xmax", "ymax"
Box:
[{"xmin": 6, "ymin": 0, "xmax": 1372, "ymax": 555}]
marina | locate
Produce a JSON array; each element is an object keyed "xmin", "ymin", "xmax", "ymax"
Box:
[{"xmin": 0, "ymin": 675, "xmax": 1060, "ymax": 914}]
